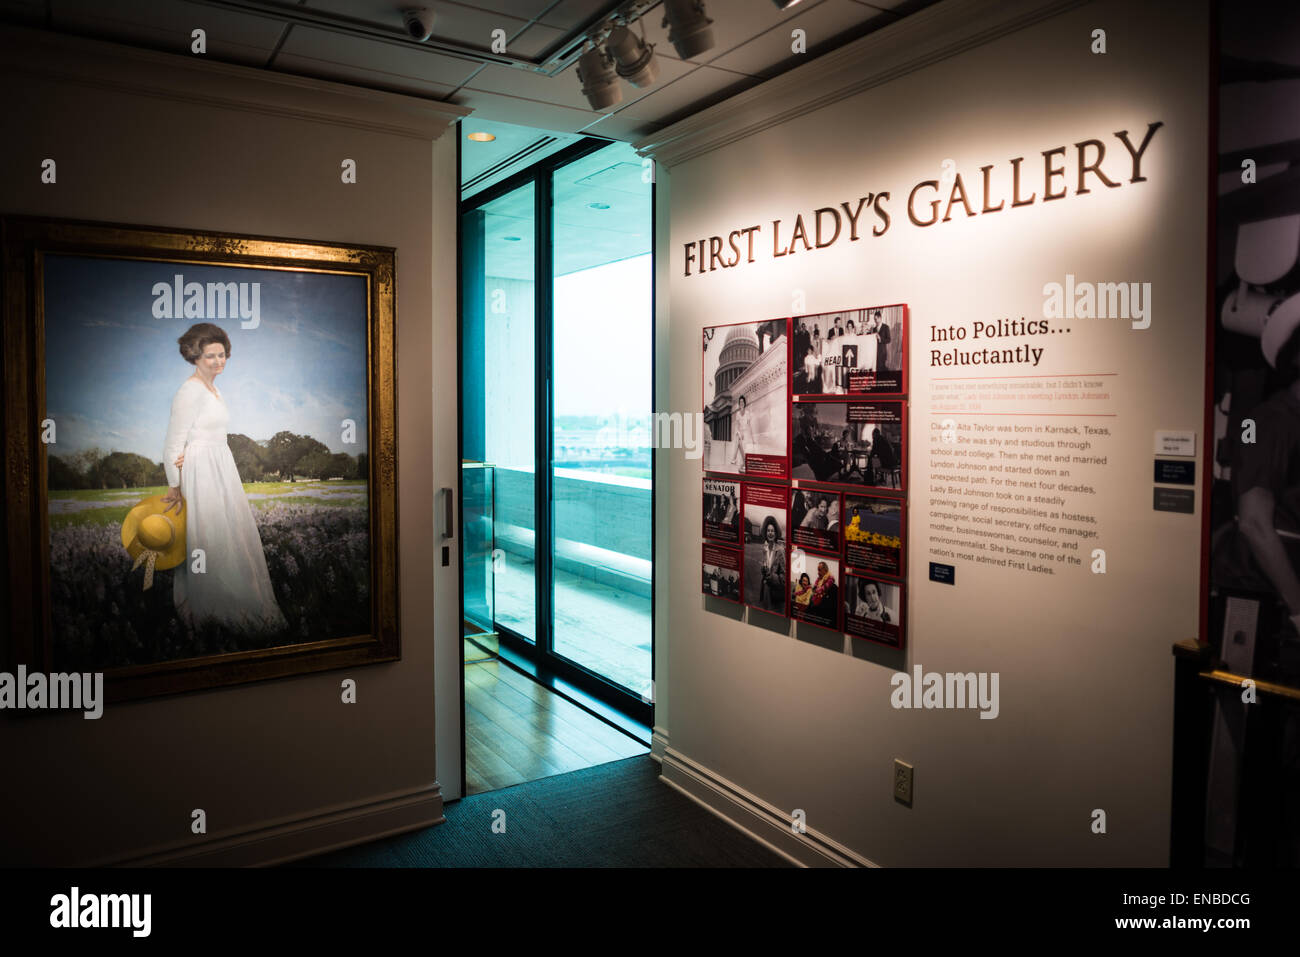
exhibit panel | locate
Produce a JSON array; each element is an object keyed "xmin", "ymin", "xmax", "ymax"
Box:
[{"xmin": 651, "ymin": 0, "xmax": 1209, "ymax": 865}]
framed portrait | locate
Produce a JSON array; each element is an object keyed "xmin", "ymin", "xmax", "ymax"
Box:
[
  {"xmin": 790, "ymin": 486, "xmax": 841, "ymax": 554},
  {"xmin": 1, "ymin": 216, "xmax": 399, "ymax": 703},
  {"xmin": 740, "ymin": 482, "xmax": 788, "ymax": 616},
  {"xmin": 790, "ymin": 548, "xmax": 841, "ymax": 630},
  {"xmin": 791, "ymin": 304, "xmax": 907, "ymax": 397},
  {"xmin": 844, "ymin": 573, "xmax": 905, "ymax": 649},
  {"xmin": 702, "ymin": 318, "xmax": 789, "ymax": 479}
]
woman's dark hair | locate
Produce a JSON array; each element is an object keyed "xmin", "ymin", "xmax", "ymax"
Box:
[
  {"xmin": 799, "ymin": 573, "xmax": 811, "ymax": 587},
  {"xmin": 178, "ymin": 323, "xmax": 231, "ymax": 364},
  {"xmin": 761, "ymin": 515, "xmax": 780, "ymax": 542}
]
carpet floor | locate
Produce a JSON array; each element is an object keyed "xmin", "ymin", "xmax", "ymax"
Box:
[{"xmin": 294, "ymin": 755, "xmax": 790, "ymax": 868}]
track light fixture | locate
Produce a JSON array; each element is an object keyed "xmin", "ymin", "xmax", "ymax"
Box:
[
  {"xmin": 577, "ymin": 44, "xmax": 622, "ymax": 110},
  {"xmin": 606, "ymin": 24, "xmax": 658, "ymax": 88},
  {"xmin": 662, "ymin": 0, "xmax": 714, "ymax": 59}
]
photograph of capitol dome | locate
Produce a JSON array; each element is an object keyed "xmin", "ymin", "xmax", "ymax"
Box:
[{"xmin": 702, "ymin": 319, "xmax": 789, "ymax": 477}]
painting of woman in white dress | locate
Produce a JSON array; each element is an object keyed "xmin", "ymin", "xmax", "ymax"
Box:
[
  {"xmin": 41, "ymin": 252, "xmax": 374, "ymax": 674},
  {"xmin": 161, "ymin": 323, "xmax": 288, "ymax": 635}
]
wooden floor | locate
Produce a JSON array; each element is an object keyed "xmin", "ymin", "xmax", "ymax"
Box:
[{"xmin": 464, "ymin": 657, "xmax": 649, "ymax": 795}]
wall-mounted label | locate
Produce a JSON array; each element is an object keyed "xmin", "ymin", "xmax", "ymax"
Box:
[
  {"xmin": 929, "ymin": 562, "xmax": 955, "ymax": 585},
  {"xmin": 1153, "ymin": 487, "xmax": 1195, "ymax": 514},
  {"xmin": 1154, "ymin": 459, "xmax": 1196, "ymax": 485},
  {"xmin": 1154, "ymin": 430, "xmax": 1196, "ymax": 456}
]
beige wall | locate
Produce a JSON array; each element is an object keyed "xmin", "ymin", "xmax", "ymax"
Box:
[
  {"xmin": 654, "ymin": 0, "xmax": 1208, "ymax": 865},
  {"xmin": 0, "ymin": 28, "xmax": 463, "ymax": 865}
]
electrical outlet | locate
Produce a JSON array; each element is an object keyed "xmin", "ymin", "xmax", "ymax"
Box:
[{"xmin": 894, "ymin": 759, "xmax": 913, "ymax": 806}]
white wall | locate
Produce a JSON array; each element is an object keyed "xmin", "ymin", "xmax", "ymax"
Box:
[
  {"xmin": 0, "ymin": 27, "xmax": 464, "ymax": 865},
  {"xmin": 648, "ymin": 0, "xmax": 1208, "ymax": 865}
]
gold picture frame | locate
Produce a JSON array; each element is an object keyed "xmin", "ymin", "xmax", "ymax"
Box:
[{"xmin": 1, "ymin": 215, "xmax": 399, "ymax": 703}]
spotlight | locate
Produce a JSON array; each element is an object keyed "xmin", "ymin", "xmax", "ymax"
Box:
[
  {"xmin": 606, "ymin": 24, "xmax": 658, "ymax": 87},
  {"xmin": 771, "ymin": 0, "xmax": 805, "ymax": 8},
  {"xmin": 662, "ymin": 0, "xmax": 714, "ymax": 59},
  {"xmin": 576, "ymin": 45, "xmax": 622, "ymax": 110}
]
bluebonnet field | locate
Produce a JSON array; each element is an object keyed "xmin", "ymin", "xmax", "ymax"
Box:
[{"xmin": 49, "ymin": 484, "xmax": 370, "ymax": 671}]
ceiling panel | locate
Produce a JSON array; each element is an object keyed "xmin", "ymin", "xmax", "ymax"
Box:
[
  {"xmin": 709, "ymin": 0, "xmax": 889, "ymax": 78},
  {"xmin": 459, "ymin": 118, "xmax": 582, "ymax": 197},
  {"xmin": 50, "ymin": 0, "xmax": 286, "ymax": 66},
  {"xmin": 277, "ymin": 25, "xmax": 481, "ymax": 87},
  {"xmin": 606, "ymin": 62, "xmax": 752, "ymax": 127},
  {"xmin": 458, "ymin": 0, "xmax": 567, "ymax": 23},
  {"xmin": 636, "ymin": 0, "xmax": 826, "ymax": 69},
  {"xmin": 503, "ymin": 21, "xmax": 569, "ymax": 59},
  {"xmin": 578, "ymin": 111, "xmax": 665, "ymax": 142},
  {"xmin": 468, "ymin": 53, "xmax": 698, "ymax": 115},
  {"xmin": 306, "ymin": 0, "xmax": 530, "ymax": 52},
  {"xmin": 535, "ymin": 0, "xmax": 616, "ymax": 31}
]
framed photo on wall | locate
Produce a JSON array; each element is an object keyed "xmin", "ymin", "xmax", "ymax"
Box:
[
  {"xmin": 790, "ymin": 486, "xmax": 841, "ymax": 554},
  {"xmin": 791, "ymin": 304, "xmax": 907, "ymax": 397},
  {"xmin": 844, "ymin": 493, "xmax": 904, "ymax": 577},
  {"xmin": 702, "ymin": 543, "xmax": 742, "ymax": 604},
  {"xmin": 702, "ymin": 318, "xmax": 789, "ymax": 479},
  {"xmin": 703, "ymin": 477, "xmax": 742, "ymax": 545},
  {"xmin": 791, "ymin": 399, "xmax": 906, "ymax": 493},
  {"xmin": 0, "ymin": 216, "xmax": 400, "ymax": 703},
  {"xmin": 844, "ymin": 573, "xmax": 904, "ymax": 649},
  {"xmin": 740, "ymin": 482, "xmax": 788, "ymax": 616},
  {"xmin": 790, "ymin": 548, "xmax": 841, "ymax": 630}
]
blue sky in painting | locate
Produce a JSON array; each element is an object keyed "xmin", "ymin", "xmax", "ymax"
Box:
[{"xmin": 43, "ymin": 254, "xmax": 369, "ymax": 461}]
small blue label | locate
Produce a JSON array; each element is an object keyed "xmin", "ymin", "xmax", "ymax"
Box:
[{"xmin": 929, "ymin": 562, "xmax": 955, "ymax": 585}]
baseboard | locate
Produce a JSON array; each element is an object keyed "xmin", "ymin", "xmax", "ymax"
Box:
[
  {"xmin": 659, "ymin": 748, "xmax": 875, "ymax": 868},
  {"xmin": 98, "ymin": 783, "xmax": 444, "ymax": 868},
  {"xmin": 649, "ymin": 726, "xmax": 670, "ymax": 763}
]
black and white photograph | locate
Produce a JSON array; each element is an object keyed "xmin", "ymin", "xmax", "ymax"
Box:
[
  {"xmin": 702, "ymin": 543, "xmax": 742, "ymax": 604},
  {"xmin": 702, "ymin": 318, "xmax": 789, "ymax": 478},
  {"xmin": 741, "ymin": 483, "xmax": 788, "ymax": 615},
  {"xmin": 792, "ymin": 400, "xmax": 905, "ymax": 491},
  {"xmin": 844, "ymin": 574, "xmax": 904, "ymax": 648},
  {"xmin": 791, "ymin": 549, "xmax": 841, "ymax": 630},
  {"xmin": 703, "ymin": 478, "xmax": 742, "ymax": 544},
  {"xmin": 790, "ymin": 487, "xmax": 841, "ymax": 554},
  {"xmin": 792, "ymin": 305, "xmax": 905, "ymax": 397},
  {"xmin": 844, "ymin": 494, "xmax": 904, "ymax": 576}
]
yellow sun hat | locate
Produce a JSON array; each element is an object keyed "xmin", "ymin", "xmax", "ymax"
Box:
[{"xmin": 121, "ymin": 495, "xmax": 187, "ymax": 590}]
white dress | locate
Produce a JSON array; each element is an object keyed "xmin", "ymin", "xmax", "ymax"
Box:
[{"xmin": 163, "ymin": 378, "xmax": 287, "ymax": 633}]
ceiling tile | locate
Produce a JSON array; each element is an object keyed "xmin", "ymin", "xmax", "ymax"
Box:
[
  {"xmin": 468, "ymin": 60, "xmax": 611, "ymax": 112},
  {"xmin": 456, "ymin": 0, "xmax": 564, "ymax": 22},
  {"xmin": 505, "ymin": 21, "xmax": 570, "ymax": 59},
  {"xmin": 278, "ymin": 25, "xmax": 480, "ymax": 87},
  {"xmin": 49, "ymin": 0, "xmax": 285, "ymax": 66},
  {"xmin": 536, "ymin": 0, "xmax": 614, "ymax": 31},
  {"xmin": 307, "ymin": 0, "xmax": 531, "ymax": 52},
  {"xmin": 709, "ymin": 0, "xmax": 886, "ymax": 78},
  {"xmin": 608, "ymin": 63, "xmax": 752, "ymax": 125}
]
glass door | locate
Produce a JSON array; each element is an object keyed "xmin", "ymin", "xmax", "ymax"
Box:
[{"xmin": 460, "ymin": 137, "xmax": 653, "ymax": 724}]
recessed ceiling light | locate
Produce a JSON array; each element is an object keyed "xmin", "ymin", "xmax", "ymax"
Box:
[
  {"xmin": 466, "ymin": 131, "xmax": 496, "ymax": 142},
  {"xmin": 588, "ymin": 202, "xmax": 611, "ymax": 210},
  {"xmin": 771, "ymin": 0, "xmax": 804, "ymax": 8},
  {"xmin": 503, "ymin": 236, "xmax": 522, "ymax": 242}
]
